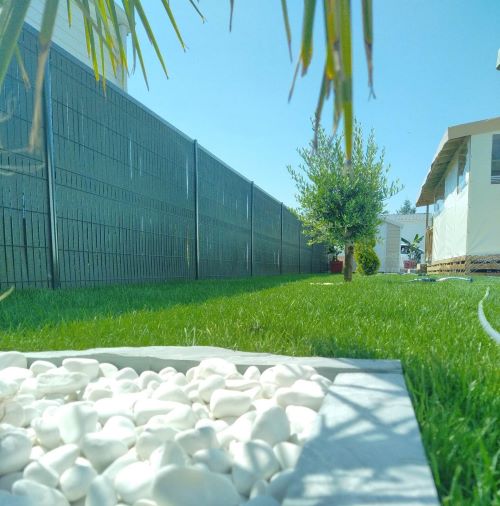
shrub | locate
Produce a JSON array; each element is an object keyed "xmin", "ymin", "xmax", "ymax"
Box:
[{"xmin": 354, "ymin": 241, "xmax": 380, "ymax": 275}]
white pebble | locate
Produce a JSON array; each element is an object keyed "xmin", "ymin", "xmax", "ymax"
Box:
[
  {"xmin": 86, "ymin": 475, "xmax": 117, "ymax": 506},
  {"xmin": 31, "ymin": 416, "xmax": 61, "ymax": 449},
  {"xmin": 0, "ymin": 367, "xmax": 32, "ymax": 386},
  {"xmin": 114, "ymin": 461, "xmax": 153, "ymax": 504},
  {"xmin": 192, "ymin": 447, "xmax": 232, "ymax": 473},
  {"xmin": 55, "ymin": 402, "xmax": 98, "ymax": 443},
  {"xmin": 0, "ymin": 379, "xmax": 20, "ymax": 401},
  {"xmin": 0, "ymin": 352, "xmax": 27, "ymax": 370},
  {"xmin": 23, "ymin": 460, "xmax": 58, "ymax": 487},
  {"xmin": 275, "ymin": 380, "xmax": 325, "ymax": 410},
  {"xmin": 152, "ymin": 466, "xmax": 240, "ymax": 506},
  {"xmin": 152, "ymin": 383, "xmax": 190, "ymax": 404},
  {"xmin": 60, "ymin": 461, "xmax": 97, "ymax": 501},
  {"xmin": 0, "ymin": 471, "xmax": 23, "ymax": 492},
  {"xmin": 102, "ymin": 416, "xmax": 136, "ymax": 447},
  {"xmin": 231, "ymin": 440, "xmax": 280, "ymax": 495},
  {"xmin": 29, "ymin": 361, "xmax": 56, "ymax": 376},
  {"xmin": 210, "ymin": 390, "xmax": 252, "ymax": 419},
  {"xmin": 36, "ymin": 370, "xmax": 89, "ymax": 395},
  {"xmin": 12, "ymin": 479, "xmax": 69, "ymax": 506},
  {"xmin": 149, "ymin": 441, "xmax": 189, "ymax": 470},
  {"xmin": 267, "ymin": 468, "xmax": 295, "ymax": 502},
  {"xmin": 198, "ymin": 375, "xmax": 225, "ymax": 403},
  {"xmin": 273, "ymin": 441, "xmax": 302, "ymax": 469},
  {"xmin": 0, "ymin": 430, "xmax": 32, "ymax": 474},
  {"xmin": 251, "ymin": 406, "xmax": 290, "ymax": 446},
  {"xmin": 81, "ymin": 433, "xmax": 128, "ymax": 471},
  {"xmin": 39, "ymin": 444, "xmax": 79, "ymax": 476},
  {"xmin": 196, "ymin": 358, "xmax": 238, "ymax": 379},
  {"xmin": 174, "ymin": 426, "xmax": 218, "ymax": 456}
]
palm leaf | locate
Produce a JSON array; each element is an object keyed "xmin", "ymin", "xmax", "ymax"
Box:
[{"xmin": 280, "ymin": 0, "xmax": 293, "ymax": 61}]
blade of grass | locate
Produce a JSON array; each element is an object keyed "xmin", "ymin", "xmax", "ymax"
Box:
[{"xmin": 0, "ymin": 286, "xmax": 14, "ymax": 303}]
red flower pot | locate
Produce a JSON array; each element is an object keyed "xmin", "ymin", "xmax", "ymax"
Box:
[{"xmin": 329, "ymin": 260, "xmax": 343, "ymax": 274}]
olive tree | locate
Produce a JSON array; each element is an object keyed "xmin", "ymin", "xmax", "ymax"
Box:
[{"xmin": 288, "ymin": 122, "xmax": 400, "ymax": 281}]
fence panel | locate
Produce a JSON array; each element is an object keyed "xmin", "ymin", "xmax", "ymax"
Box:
[
  {"xmin": 48, "ymin": 47, "xmax": 196, "ymax": 287},
  {"xmin": 253, "ymin": 187, "xmax": 281, "ymax": 276},
  {"xmin": 0, "ymin": 27, "xmax": 52, "ymax": 291},
  {"xmin": 0, "ymin": 24, "xmax": 327, "ymax": 290},
  {"xmin": 197, "ymin": 148, "xmax": 251, "ymax": 278}
]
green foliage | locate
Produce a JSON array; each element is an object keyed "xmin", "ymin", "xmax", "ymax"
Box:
[
  {"xmin": 0, "ymin": 275, "xmax": 499, "ymax": 505},
  {"xmin": 402, "ymin": 233, "xmax": 424, "ymax": 263},
  {"xmin": 354, "ymin": 241, "xmax": 380, "ymax": 275},
  {"xmin": 397, "ymin": 199, "xmax": 416, "ymax": 214},
  {"xmin": 288, "ymin": 122, "xmax": 400, "ymax": 251}
]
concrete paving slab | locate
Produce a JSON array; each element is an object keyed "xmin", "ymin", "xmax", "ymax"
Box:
[
  {"xmin": 24, "ymin": 346, "xmax": 401, "ymax": 380},
  {"xmin": 283, "ymin": 373, "xmax": 439, "ymax": 506}
]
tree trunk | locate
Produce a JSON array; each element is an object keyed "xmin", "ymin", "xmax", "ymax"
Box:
[{"xmin": 344, "ymin": 244, "xmax": 354, "ymax": 282}]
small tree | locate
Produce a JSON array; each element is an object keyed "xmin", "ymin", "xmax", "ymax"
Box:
[
  {"xmin": 397, "ymin": 199, "xmax": 416, "ymax": 214},
  {"xmin": 355, "ymin": 239, "xmax": 380, "ymax": 275},
  {"xmin": 288, "ymin": 122, "xmax": 400, "ymax": 282}
]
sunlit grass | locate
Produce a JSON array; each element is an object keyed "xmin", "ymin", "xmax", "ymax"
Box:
[{"xmin": 0, "ymin": 274, "xmax": 498, "ymax": 505}]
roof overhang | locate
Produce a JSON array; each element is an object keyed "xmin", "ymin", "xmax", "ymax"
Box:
[{"xmin": 416, "ymin": 117, "xmax": 500, "ymax": 207}]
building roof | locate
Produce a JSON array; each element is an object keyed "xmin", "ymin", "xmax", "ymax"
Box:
[{"xmin": 416, "ymin": 117, "xmax": 500, "ymax": 207}]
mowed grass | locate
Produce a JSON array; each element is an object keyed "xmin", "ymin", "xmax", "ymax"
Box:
[{"xmin": 0, "ymin": 274, "xmax": 499, "ymax": 505}]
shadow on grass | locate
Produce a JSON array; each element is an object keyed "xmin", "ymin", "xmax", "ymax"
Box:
[{"xmin": 0, "ymin": 274, "xmax": 326, "ymax": 333}]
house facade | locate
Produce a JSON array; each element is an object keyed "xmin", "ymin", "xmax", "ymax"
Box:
[
  {"xmin": 416, "ymin": 117, "xmax": 500, "ymax": 272},
  {"xmin": 374, "ymin": 217, "xmax": 401, "ymax": 273},
  {"xmin": 25, "ymin": 0, "xmax": 129, "ymax": 90}
]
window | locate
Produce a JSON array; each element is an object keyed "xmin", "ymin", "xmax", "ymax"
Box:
[
  {"xmin": 457, "ymin": 138, "xmax": 470, "ymax": 191},
  {"xmin": 492, "ymin": 134, "xmax": 500, "ymax": 184},
  {"xmin": 434, "ymin": 179, "xmax": 445, "ymax": 214}
]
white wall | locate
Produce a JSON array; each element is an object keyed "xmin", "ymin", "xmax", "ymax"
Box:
[
  {"xmin": 386, "ymin": 213, "xmax": 427, "ymax": 254},
  {"xmin": 25, "ymin": 0, "xmax": 129, "ymax": 90},
  {"xmin": 375, "ymin": 220, "xmax": 401, "ymax": 272},
  {"xmin": 431, "ymin": 148, "xmax": 469, "ymax": 262},
  {"xmin": 467, "ymin": 131, "xmax": 500, "ymax": 256}
]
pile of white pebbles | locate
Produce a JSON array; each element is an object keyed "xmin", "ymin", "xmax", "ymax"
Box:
[{"xmin": 0, "ymin": 351, "xmax": 332, "ymax": 506}]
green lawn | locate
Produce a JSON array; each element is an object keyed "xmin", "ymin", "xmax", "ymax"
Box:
[{"xmin": 0, "ymin": 274, "xmax": 499, "ymax": 505}]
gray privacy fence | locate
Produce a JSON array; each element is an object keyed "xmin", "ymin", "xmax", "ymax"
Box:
[{"xmin": 0, "ymin": 25, "xmax": 327, "ymax": 290}]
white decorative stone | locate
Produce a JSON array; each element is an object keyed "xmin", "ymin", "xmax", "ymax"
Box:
[
  {"xmin": 0, "ymin": 378, "xmax": 19, "ymax": 401},
  {"xmin": 114, "ymin": 367, "xmax": 138, "ymax": 381},
  {"xmin": 36, "ymin": 370, "xmax": 89, "ymax": 395},
  {"xmin": 0, "ymin": 367, "xmax": 32, "ymax": 386},
  {"xmin": 138, "ymin": 371, "xmax": 161, "ymax": 390},
  {"xmin": 102, "ymin": 416, "xmax": 136, "ymax": 447},
  {"xmin": 198, "ymin": 375, "xmax": 225, "ymax": 403},
  {"xmin": 99, "ymin": 363, "xmax": 118, "ymax": 378},
  {"xmin": 55, "ymin": 402, "xmax": 98, "ymax": 443},
  {"xmin": 59, "ymin": 460, "xmax": 97, "ymax": 501},
  {"xmin": 39, "ymin": 444, "xmax": 79, "ymax": 476},
  {"xmin": 114, "ymin": 461, "xmax": 153, "ymax": 504},
  {"xmin": 174, "ymin": 426, "xmax": 218, "ymax": 456},
  {"xmin": 94, "ymin": 394, "xmax": 139, "ymax": 422},
  {"xmin": 29, "ymin": 361, "xmax": 56, "ymax": 376},
  {"xmin": 62, "ymin": 358, "xmax": 100, "ymax": 380},
  {"xmin": 1, "ymin": 400, "xmax": 25, "ymax": 427},
  {"xmin": 134, "ymin": 399, "xmax": 184, "ymax": 425},
  {"xmin": 22, "ymin": 461, "xmax": 58, "ymax": 488},
  {"xmin": 192, "ymin": 448, "xmax": 232, "ymax": 474},
  {"xmin": 152, "ymin": 383, "xmax": 189, "ymax": 404},
  {"xmin": 217, "ymin": 411, "xmax": 256, "ymax": 447},
  {"xmin": 86, "ymin": 475, "xmax": 117, "ymax": 506},
  {"xmin": 245, "ymin": 495, "xmax": 280, "ymax": 506},
  {"xmin": 0, "ymin": 472, "xmax": 23, "ymax": 492},
  {"xmin": 0, "ymin": 352, "xmax": 27, "ymax": 371},
  {"xmin": 81, "ymin": 433, "xmax": 128, "ymax": 471},
  {"xmin": 31, "ymin": 416, "xmax": 61, "ymax": 449},
  {"xmin": 102, "ymin": 451, "xmax": 139, "ymax": 482},
  {"xmin": 267, "ymin": 468, "xmax": 295, "ymax": 502},
  {"xmin": 275, "ymin": 380, "xmax": 325, "ymax": 411},
  {"xmin": 285, "ymin": 405, "xmax": 318, "ymax": 439},
  {"xmin": 231, "ymin": 440, "xmax": 280, "ymax": 495},
  {"xmin": 196, "ymin": 358, "xmax": 238, "ymax": 379},
  {"xmin": 0, "ymin": 430, "xmax": 32, "ymax": 474},
  {"xmin": 210, "ymin": 390, "xmax": 252, "ymax": 419},
  {"xmin": 251, "ymin": 406, "xmax": 290, "ymax": 446},
  {"xmin": 136, "ymin": 425, "xmax": 176, "ymax": 460},
  {"xmin": 273, "ymin": 441, "xmax": 302, "ymax": 469},
  {"xmin": 249, "ymin": 479, "xmax": 268, "ymax": 499},
  {"xmin": 243, "ymin": 366, "xmax": 261, "ymax": 381},
  {"xmin": 12, "ymin": 479, "xmax": 69, "ymax": 506},
  {"xmin": 152, "ymin": 466, "xmax": 240, "ymax": 506},
  {"xmin": 147, "ymin": 405, "xmax": 197, "ymax": 431},
  {"xmin": 260, "ymin": 364, "xmax": 314, "ymax": 387},
  {"xmin": 149, "ymin": 441, "xmax": 189, "ymax": 470}
]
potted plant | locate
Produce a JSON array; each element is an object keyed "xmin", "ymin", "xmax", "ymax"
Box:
[{"xmin": 328, "ymin": 245, "xmax": 343, "ymax": 274}]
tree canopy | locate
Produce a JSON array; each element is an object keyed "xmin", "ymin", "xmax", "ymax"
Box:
[
  {"xmin": 397, "ymin": 199, "xmax": 416, "ymax": 214},
  {"xmin": 288, "ymin": 122, "xmax": 400, "ymax": 280}
]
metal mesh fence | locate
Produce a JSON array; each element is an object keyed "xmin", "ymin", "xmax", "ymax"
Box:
[{"xmin": 0, "ymin": 24, "xmax": 327, "ymax": 291}]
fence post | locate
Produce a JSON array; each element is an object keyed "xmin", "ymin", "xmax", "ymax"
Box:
[
  {"xmin": 193, "ymin": 140, "xmax": 200, "ymax": 280},
  {"xmin": 43, "ymin": 57, "xmax": 60, "ymax": 289},
  {"xmin": 280, "ymin": 203, "xmax": 283, "ymax": 275},
  {"xmin": 250, "ymin": 181, "xmax": 254, "ymax": 277}
]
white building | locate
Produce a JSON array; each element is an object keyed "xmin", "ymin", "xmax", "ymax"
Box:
[
  {"xmin": 374, "ymin": 217, "xmax": 401, "ymax": 273},
  {"xmin": 25, "ymin": 0, "xmax": 129, "ymax": 90},
  {"xmin": 416, "ymin": 117, "xmax": 500, "ymax": 272}
]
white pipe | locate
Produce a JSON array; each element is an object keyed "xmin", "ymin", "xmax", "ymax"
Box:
[{"xmin": 478, "ymin": 287, "xmax": 500, "ymax": 344}]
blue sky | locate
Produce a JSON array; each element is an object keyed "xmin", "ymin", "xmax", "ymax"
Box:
[{"xmin": 127, "ymin": 0, "xmax": 500, "ymax": 212}]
